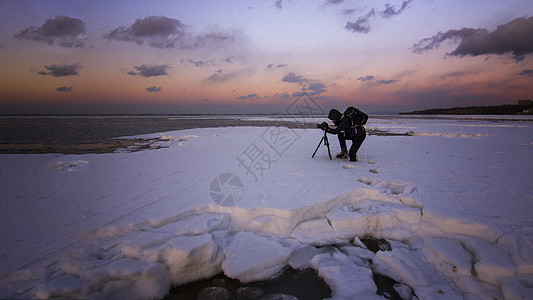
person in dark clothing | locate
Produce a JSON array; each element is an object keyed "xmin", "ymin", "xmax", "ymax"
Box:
[{"xmin": 324, "ymin": 108, "xmax": 367, "ymax": 162}]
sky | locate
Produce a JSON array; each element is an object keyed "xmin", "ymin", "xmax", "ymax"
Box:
[{"xmin": 1, "ymin": 0, "xmax": 533, "ymax": 114}]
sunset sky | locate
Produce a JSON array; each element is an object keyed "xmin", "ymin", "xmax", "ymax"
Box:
[{"xmin": 1, "ymin": 0, "xmax": 533, "ymax": 114}]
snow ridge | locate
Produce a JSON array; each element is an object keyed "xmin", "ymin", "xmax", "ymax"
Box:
[{"xmin": 3, "ymin": 186, "xmax": 530, "ymax": 299}]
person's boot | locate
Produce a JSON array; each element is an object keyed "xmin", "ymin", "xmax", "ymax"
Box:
[{"xmin": 336, "ymin": 150, "xmax": 348, "ymax": 159}]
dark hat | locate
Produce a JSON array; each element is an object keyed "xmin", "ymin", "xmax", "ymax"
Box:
[{"xmin": 328, "ymin": 109, "xmax": 342, "ymax": 122}]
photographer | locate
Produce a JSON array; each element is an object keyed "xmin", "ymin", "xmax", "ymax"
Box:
[{"xmin": 320, "ymin": 108, "xmax": 367, "ymax": 162}]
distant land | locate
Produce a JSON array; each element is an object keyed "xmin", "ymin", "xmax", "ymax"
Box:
[{"xmin": 400, "ymin": 100, "xmax": 533, "ymax": 115}]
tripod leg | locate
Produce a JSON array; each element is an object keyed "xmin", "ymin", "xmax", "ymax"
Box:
[
  {"xmin": 312, "ymin": 136, "xmax": 324, "ymax": 158},
  {"xmin": 324, "ymin": 135, "xmax": 332, "ymax": 160}
]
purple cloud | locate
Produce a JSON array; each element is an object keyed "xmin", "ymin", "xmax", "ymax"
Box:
[
  {"xmin": 56, "ymin": 86, "xmax": 73, "ymax": 92},
  {"xmin": 357, "ymin": 75, "xmax": 375, "ymax": 82},
  {"xmin": 238, "ymin": 93, "xmax": 259, "ymax": 100},
  {"xmin": 205, "ymin": 68, "xmax": 253, "ymax": 83},
  {"xmin": 282, "ymin": 72, "xmax": 307, "ymax": 84},
  {"xmin": 14, "ymin": 16, "xmax": 87, "ymax": 48},
  {"xmin": 382, "ymin": 0, "xmax": 412, "ymax": 18},
  {"xmin": 519, "ymin": 69, "xmax": 533, "ymax": 77},
  {"xmin": 126, "ymin": 64, "xmax": 170, "ymax": 77},
  {"xmin": 35, "ymin": 63, "xmax": 82, "ymax": 77},
  {"xmin": 413, "ymin": 17, "xmax": 533, "ymax": 62},
  {"xmin": 345, "ymin": 9, "xmax": 375, "ymax": 34},
  {"xmin": 265, "ymin": 63, "xmax": 287, "ymax": 71},
  {"xmin": 146, "ymin": 86, "xmax": 162, "ymax": 92},
  {"xmin": 104, "ymin": 16, "xmax": 185, "ymax": 48},
  {"xmin": 378, "ymin": 79, "xmax": 398, "ymax": 85}
]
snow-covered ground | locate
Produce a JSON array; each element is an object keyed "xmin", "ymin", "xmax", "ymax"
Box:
[{"xmin": 1, "ymin": 115, "xmax": 533, "ymax": 299}]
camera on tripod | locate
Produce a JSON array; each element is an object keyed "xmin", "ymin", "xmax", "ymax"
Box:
[
  {"xmin": 313, "ymin": 122, "xmax": 332, "ymax": 160},
  {"xmin": 316, "ymin": 122, "xmax": 328, "ymax": 130}
]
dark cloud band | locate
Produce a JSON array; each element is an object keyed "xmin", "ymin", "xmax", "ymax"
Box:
[{"xmin": 413, "ymin": 17, "xmax": 533, "ymax": 62}]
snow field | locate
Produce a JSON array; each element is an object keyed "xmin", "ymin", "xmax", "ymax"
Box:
[{"xmin": 1, "ymin": 116, "xmax": 533, "ymax": 299}]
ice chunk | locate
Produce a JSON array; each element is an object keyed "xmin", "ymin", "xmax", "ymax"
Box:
[
  {"xmin": 33, "ymin": 275, "xmax": 83, "ymax": 299},
  {"xmin": 288, "ymin": 245, "xmax": 324, "ymax": 270},
  {"xmin": 310, "ymin": 250, "xmax": 379, "ymax": 299},
  {"xmin": 290, "ymin": 217, "xmax": 337, "ymax": 245},
  {"xmin": 119, "ymin": 231, "xmax": 171, "ymax": 260},
  {"xmin": 423, "ymin": 237, "xmax": 473, "ymax": 277},
  {"xmin": 498, "ymin": 234, "xmax": 533, "ymax": 275},
  {"xmin": 465, "ymin": 238, "xmax": 516, "ymax": 286},
  {"xmin": 501, "ymin": 279, "xmax": 533, "ymax": 300},
  {"xmin": 152, "ymin": 213, "xmax": 230, "ymax": 236},
  {"xmin": 326, "ymin": 201, "xmax": 421, "ymax": 241},
  {"xmin": 373, "ymin": 247, "xmax": 462, "ymax": 299},
  {"xmin": 393, "ymin": 282, "xmax": 413, "ymax": 300},
  {"xmin": 222, "ymin": 232, "xmax": 291, "ymax": 283},
  {"xmin": 157, "ymin": 233, "xmax": 221, "ymax": 285},
  {"xmin": 340, "ymin": 245, "xmax": 374, "ymax": 268},
  {"xmin": 87, "ymin": 259, "xmax": 170, "ymax": 300}
]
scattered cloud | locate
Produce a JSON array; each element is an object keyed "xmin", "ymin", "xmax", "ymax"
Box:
[
  {"xmin": 303, "ymin": 82, "xmax": 328, "ymax": 95},
  {"xmin": 323, "ymin": 0, "xmax": 343, "ymax": 7},
  {"xmin": 104, "ymin": 16, "xmax": 185, "ymax": 48},
  {"xmin": 265, "ymin": 63, "xmax": 287, "ymax": 71},
  {"xmin": 238, "ymin": 93, "xmax": 259, "ymax": 100},
  {"xmin": 282, "ymin": 72, "xmax": 328, "ymax": 96},
  {"xmin": 345, "ymin": 1, "xmax": 413, "ymax": 34},
  {"xmin": 345, "ymin": 9, "xmax": 375, "ymax": 34},
  {"xmin": 412, "ymin": 16, "xmax": 533, "ymax": 62},
  {"xmin": 104, "ymin": 16, "xmax": 238, "ymax": 50},
  {"xmin": 125, "ymin": 64, "xmax": 170, "ymax": 77},
  {"xmin": 34, "ymin": 63, "xmax": 82, "ymax": 77},
  {"xmin": 205, "ymin": 68, "xmax": 253, "ymax": 83},
  {"xmin": 56, "ymin": 86, "xmax": 73, "ymax": 92},
  {"xmin": 146, "ymin": 86, "xmax": 162, "ymax": 92},
  {"xmin": 357, "ymin": 75, "xmax": 374, "ymax": 82},
  {"xmin": 181, "ymin": 58, "xmax": 218, "ymax": 68},
  {"xmin": 378, "ymin": 79, "xmax": 398, "ymax": 85},
  {"xmin": 275, "ymin": 0, "xmax": 283, "ymax": 9},
  {"xmin": 14, "ymin": 15, "xmax": 87, "ymax": 48},
  {"xmin": 519, "ymin": 69, "xmax": 533, "ymax": 77},
  {"xmin": 381, "ymin": 0, "xmax": 412, "ymax": 18},
  {"xmin": 356, "ymin": 74, "xmax": 398, "ymax": 85},
  {"xmin": 436, "ymin": 70, "xmax": 474, "ymax": 80},
  {"xmin": 282, "ymin": 72, "xmax": 307, "ymax": 84},
  {"xmin": 181, "ymin": 56, "xmax": 236, "ymax": 68},
  {"xmin": 341, "ymin": 9, "xmax": 356, "ymax": 15},
  {"xmin": 192, "ymin": 30, "xmax": 235, "ymax": 48}
]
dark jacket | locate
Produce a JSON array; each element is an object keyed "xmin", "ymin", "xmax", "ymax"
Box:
[{"xmin": 326, "ymin": 116, "xmax": 358, "ymax": 139}]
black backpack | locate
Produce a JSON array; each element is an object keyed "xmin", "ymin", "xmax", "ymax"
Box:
[{"xmin": 343, "ymin": 106, "xmax": 368, "ymax": 126}]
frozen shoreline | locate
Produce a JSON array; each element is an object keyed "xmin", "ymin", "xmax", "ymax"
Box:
[{"xmin": 1, "ymin": 116, "xmax": 533, "ymax": 299}]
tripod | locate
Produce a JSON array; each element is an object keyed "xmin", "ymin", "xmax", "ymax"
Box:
[{"xmin": 312, "ymin": 129, "xmax": 332, "ymax": 160}]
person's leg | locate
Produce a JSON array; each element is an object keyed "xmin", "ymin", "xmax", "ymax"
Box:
[
  {"xmin": 337, "ymin": 133, "xmax": 348, "ymax": 158},
  {"xmin": 348, "ymin": 129, "xmax": 366, "ymax": 161}
]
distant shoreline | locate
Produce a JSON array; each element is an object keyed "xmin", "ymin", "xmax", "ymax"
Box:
[{"xmin": 400, "ymin": 101, "xmax": 533, "ymax": 115}]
